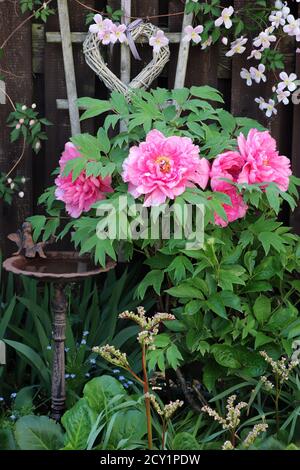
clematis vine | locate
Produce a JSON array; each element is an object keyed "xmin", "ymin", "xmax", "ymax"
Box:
[
  {"xmin": 215, "ymin": 6, "xmax": 234, "ymax": 30},
  {"xmin": 180, "ymin": 0, "xmax": 300, "ymax": 119},
  {"xmin": 183, "ymin": 25, "xmax": 204, "ymax": 44},
  {"xmin": 149, "ymin": 30, "xmax": 169, "ymax": 53}
]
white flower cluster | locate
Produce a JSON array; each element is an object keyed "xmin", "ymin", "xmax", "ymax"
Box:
[
  {"xmin": 239, "ymin": 1, "xmax": 300, "ymax": 117},
  {"xmin": 181, "ymin": 1, "xmax": 300, "ymax": 119},
  {"xmin": 243, "ymin": 423, "xmax": 269, "ymax": 449},
  {"xmin": 260, "ymin": 375, "xmax": 275, "ymax": 392},
  {"xmin": 202, "ymin": 394, "xmax": 247, "ymax": 431},
  {"xmin": 260, "ymin": 350, "xmax": 299, "ymax": 384},
  {"xmin": 203, "ymin": 395, "xmax": 268, "ymax": 450},
  {"xmin": 147, "ymin": 393, "xmax": 184, "ymax": 420}
]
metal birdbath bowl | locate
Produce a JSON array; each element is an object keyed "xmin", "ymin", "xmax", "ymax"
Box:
[{"xmin": 3, "ymin": 251, "xmax": 116, "ymax": 421}]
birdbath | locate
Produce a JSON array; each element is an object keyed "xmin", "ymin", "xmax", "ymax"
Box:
[{"xmin": 3, "ymin": 251, "xmax": 116, "ymax": 421}]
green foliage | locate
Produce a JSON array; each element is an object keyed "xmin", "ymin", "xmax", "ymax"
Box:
[
  {"xmin": 6, "ymin": 103, "xmax": 52, "ymax": 154},
  {"xmin": 83, "ymin": 376, "xmax": 125, "ymax": 414},
  {"xmin": 19, "ymin": 1, "xmax": 55, "ymax": 22},
  {"xmin": 5, "ymin": 85, "xmax": 300, "ymax": 451},
  {"xmin": 35, "ymin": 86, "xmax": 271, "ymax": 269},
  {"xmin": 15, "ymin": 415, "xmax": 64, "ymax": 450},
  {"xmin": 33, "ymin": 89, "xmax": 300, "ymax": 436},
  {"xmin": 0, "ymin": 174, "xmax": 26, "ymax": 205},
  {"xmin": 62, "ymin": 375, "xmax": 147, "ymax": 450},
  {"xmin": 171, "ymin": 432, "xmax": 200, "ymax": 450},
  {"xmin": 85, "ymin": 5, "xmax": 123, "ymax": 25},
  {"xmin": 0, "ymin": 258, "xmax": 154, "ymax": 401}
]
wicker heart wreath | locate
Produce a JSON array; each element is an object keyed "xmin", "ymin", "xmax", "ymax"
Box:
[{"xmin": 83, "ymin": 22, "xmax": 170, "ymax": 100}]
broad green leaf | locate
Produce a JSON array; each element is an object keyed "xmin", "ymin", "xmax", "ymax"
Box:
[
  {"xmin": 212, "ymin": 344, "xmax": 240, "ymax": 369},
  {"xmin": 166, "ymin": 283, "xmax": 204, "ymax": 300},
  {"xmin": 253, "ymin": 295, "xmax": 272, "ymax": 324},
  {"xmin": 77, "ymin": 98, "xmax": 111, "ymax": 120},
  {"xmin": 217, "ymin": 109, "xmax": 236, "ymax": 134},
  {"xmin": 206, "ymin": 294, "xmax": 227, "ymax": 319},
  {"xmin": 191, "ymin": 85, "xmax": 224, "ymax": 103},
  {"xmin": 15, "ymin": 416, "xmax": 64, "ymax": 450},
  {"xmin": 172, "ymin": 432, "xmax": 200, "ymax": 450},
  {"xmin": 109, "ymin": 410, "xmax": 147, "ymax": 447},
  {"xmin": 254, "ymin": 332, "xmax": 274, "ymax": 349},
  {"xmin": 136, "ymin": 270, "xmax": 164, "ymax": 299},
  {"xmin": 83, "ymin": 376, "xmax": 125, "ymax": 414},
  {"xmin": 203, "ymin": 360, "xmax": 224, "ymax": 392},
  {"xmin": 62, "ymin": 398, "xmax": 96, "ymax": 450},
  {"xmin": 97, "ymin": 127, "xmax": 111, "ymax": 154}
]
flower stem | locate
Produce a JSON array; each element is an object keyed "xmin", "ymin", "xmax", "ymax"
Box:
[
  {"xmin": 162, "ymin": 420, "xmax": 166, "ymax": 450},
  {"xmin": 1, "ymin": 1, "xmax": 53, "ymax": 50},
  {"xmin": 142, "ymin": 344, "xmax": 152, "ymax": 450},
  {"xmin": 125, "ymin": 367, "xmax": 144, "ymax": 386},
  {"xmin": 275, "ymin": 375, "xmax": 280, "ymax": 437}
]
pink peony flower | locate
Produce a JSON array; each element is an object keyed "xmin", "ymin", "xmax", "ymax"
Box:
[
  {"xmin": 214, "ymin": 189, "xmax": 248, "ymax": 227},
  {"xmin": 122, "ymin": 130, "xmax": 210, "ymax": 207},
  {"xmin": 210, "ymin": 150, "xmax": 245, "ymax": 192},
  {"xmin": 237, "ymin": 129, "xmax": 292, "ymax": 191},
  {"xmin": 55, "ymin": 142, "xmax": 113, "ymax": 218}
]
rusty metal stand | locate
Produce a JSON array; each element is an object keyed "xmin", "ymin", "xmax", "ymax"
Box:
[{"xmin": 51, "ymin": 283, "xmax": 67, "ymax": 421}]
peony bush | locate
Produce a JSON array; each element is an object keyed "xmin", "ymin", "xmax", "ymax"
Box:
[{"xmin": 31, "ymin": 86, "xmax": 300, "ymax": 400}]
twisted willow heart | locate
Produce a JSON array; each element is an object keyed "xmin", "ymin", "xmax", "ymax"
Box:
[{"xmin": 83, "ymin": 22, "xmax": 170, "ymax": 101}]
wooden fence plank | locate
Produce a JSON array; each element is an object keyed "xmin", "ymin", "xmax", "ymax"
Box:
[
  {"xmin": 131, "ymin": 0, "xmax": 159, "ymax": 85},
  {"xmin": 231, "ymin": 0, "xmax": 267, "ymax": 122},
  {"xmin": 0, "ymin": 3, "xmax": 33, "ymax": 253},
  {"xmin": 291, "ymin": 7, "xmax": 300, "ymax": 234},
  {"xmin": 174, "ymin": 0, "xmax": 193, "ymax": 89},
  {"xmin": 46, "ymin": 31, "xmax": 182, "ymax": 43},
  {"xmin": 121, "ymin": 0, "xmax": 131, "ymax": 85},
  {"xmin": 271, "ymin": 36, "xmax": 295, "ymax": 226},
  {"xmin": 44, "ymin": 0, "xmax": 96, "ymax": 188},
  {"xmin": 168, "ymin": 0, "xmax": 184, "ymax": 89}
]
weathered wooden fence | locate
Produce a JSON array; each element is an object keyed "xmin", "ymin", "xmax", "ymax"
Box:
[{"xmin": 0, "ymin": 0, "xmax": 300, "ymax": 254}]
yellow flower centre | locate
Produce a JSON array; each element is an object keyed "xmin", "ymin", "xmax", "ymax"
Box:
[{"xmin": 155, "ymin": 156, "xmax": 171, "ymax": 173}]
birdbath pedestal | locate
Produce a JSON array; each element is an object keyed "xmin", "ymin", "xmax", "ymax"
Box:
[{"xmin": 3, "ymin": 252, "xmax": 116, "ymax": 421}]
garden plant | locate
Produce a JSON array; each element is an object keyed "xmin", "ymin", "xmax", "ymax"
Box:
[{"xmin": 0, "ymin": 0, "xmax": 300, "ymax": 458}]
